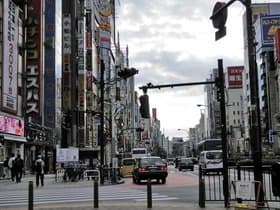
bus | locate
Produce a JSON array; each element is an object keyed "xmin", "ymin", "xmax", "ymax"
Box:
[
  {"xmin": 197, "ymin": 138, "xmax": 222, "ymax": 154},
  {"xmin": 131, "ymin": 148, "xmax": 148, "ymax": 159}
]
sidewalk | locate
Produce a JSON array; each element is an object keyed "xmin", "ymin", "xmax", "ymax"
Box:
[
  {"xmin": 6, "ymin": 201, "xmax": 230, "ymax": 210},
  {"xmin": 0, "ymin": 173, "xmax": 126, "ymax": 192}
]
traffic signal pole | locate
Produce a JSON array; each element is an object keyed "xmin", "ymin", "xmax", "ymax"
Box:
[{"xmin": 211, "ymin": 0, "xmax": 264, "ymax": 204}]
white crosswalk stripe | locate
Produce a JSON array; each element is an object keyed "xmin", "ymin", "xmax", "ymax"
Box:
[{"xmin": 0, "ymin": 186, "xmax": 178, "ymax": 207}]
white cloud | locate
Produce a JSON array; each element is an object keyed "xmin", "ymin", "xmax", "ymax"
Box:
[{"xmin": 116, "ymin": 0, "xmax": 266, "ymax": 138}]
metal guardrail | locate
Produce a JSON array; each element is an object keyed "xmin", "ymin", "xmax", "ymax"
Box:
[{"xmin": 199, "ymin": 164, "xmax": 280, "ymax": 207}]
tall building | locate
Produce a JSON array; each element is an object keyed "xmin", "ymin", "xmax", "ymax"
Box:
[{"xmin": 242, "ymin": 3, "xmax": 280, "ymax": 154}]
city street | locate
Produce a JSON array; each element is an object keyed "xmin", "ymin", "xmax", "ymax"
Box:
[{"xmin": 0, "ymin": 165, "xmax": 209, "ymax": 209}]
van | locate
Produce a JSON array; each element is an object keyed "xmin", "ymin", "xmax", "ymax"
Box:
[
  {"xmin": 199, "ymin": 150, "xmax": 223, "ymax": 171},
  {"xmin": 120, "ymin": 158, "xmax": 135, "ymax": 177}
]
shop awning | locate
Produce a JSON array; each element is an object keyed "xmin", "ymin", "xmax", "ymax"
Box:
[{"xmin": 4, "ymin": 134, "xmax": 26, "ymax": 143}]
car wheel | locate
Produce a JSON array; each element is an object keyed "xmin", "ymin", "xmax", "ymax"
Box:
[
  {"xmin": 162, "ymin": 178, "xmax": 166, "ymax": 184},
  {"xmin": 191, "ymin": 167, "xmax": 194, "ymax": 171},
  {"xmin": 179, "ymin": 168, "xmax": 182, "ymax": 171},
  {"xmin": 132, "ymin": 176, "xmax": 136, "ymax": 183}
]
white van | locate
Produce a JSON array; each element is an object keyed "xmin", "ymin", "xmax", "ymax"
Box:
[{"xmin": 199, "ymin": 150, "xmax": 223, "ymax": 170}]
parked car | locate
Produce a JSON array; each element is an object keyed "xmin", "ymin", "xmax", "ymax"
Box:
[
  {"xmin": 132, "ymin": 156, "xmax": 168, "ymax": 184},
  {"xmin": 178, "ymin": 158, "xmax": 194, "ymax": 171}
]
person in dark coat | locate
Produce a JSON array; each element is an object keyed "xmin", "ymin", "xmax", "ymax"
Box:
[
  {"xmin": 35, "ymin": 155, "xmax": 45, "ymax": 187},
  {"xmin": 14, "ymin": 154, "xmax": 24, "ymax": 183}
]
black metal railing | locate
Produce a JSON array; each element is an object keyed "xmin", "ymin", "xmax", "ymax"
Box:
[{"xmin": 199, "ymin": 164, "xmax": 280, "ymax": 207}]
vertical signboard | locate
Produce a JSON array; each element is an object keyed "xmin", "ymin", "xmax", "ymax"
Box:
[
  {"xmin": 98, "ymin": 0, "xmax": 112, "ymax": 49},
  {"xmin": 227, "ymin": 66, "xmax": 244, "ymax": 88},
  {"xmin": 62, "ymin": 14, "xmax": 71, "ymax": 110},
  {"xmin": 2, "ymin": 0, "xmax": 19, "ymax": 113},
  {"xmin": 26, "ymin": 1, "xmax": 43, "ymax": 122},
  {"xmin": 44, "ymin": 0, "xmax": 56, "ymax": 128}
]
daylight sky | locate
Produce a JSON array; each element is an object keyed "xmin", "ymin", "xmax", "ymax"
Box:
[{"xmin": 116, "ymin": 0, "xmax": 277, "ymax": 139}]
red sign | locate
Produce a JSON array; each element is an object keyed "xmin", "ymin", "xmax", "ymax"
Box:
[{"xmin": 227, "ymin": 66, "xmax": 244, "ymax": 88}]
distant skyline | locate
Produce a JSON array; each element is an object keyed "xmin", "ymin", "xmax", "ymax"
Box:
[{"xmin": 116, "ymin": 0, "xmax": 278, "ymax": 138}]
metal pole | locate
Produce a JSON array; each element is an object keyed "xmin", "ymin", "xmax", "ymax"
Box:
[
  {"xmin": 94, "ymin": 178, "xmax": 99, "ymax": 208},
  {"xmin": 147, "ymin": 178, "xmax": 152, "ymax": 208},
  {"xmin": 245, "ymin": 0, "xmax": 264, "ymax": 204},
  {"xmin": 100, "ymin": 60, "xmax": 105, "ymax": 185},
  {"xmin": 28, "ymin": 181, "xmax": 33, "ymax": 210},
  {"xmin": 218, "ymin": 59, "xmax": 229, "ymax": 208}
]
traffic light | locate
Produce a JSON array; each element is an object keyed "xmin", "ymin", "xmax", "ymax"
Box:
[
  {"xmin": 139, "ymin": 94, "xmax": 150, "ymax": 118},
  {"xmin": 210, "ymin": 2, "xmax": 228, "ymax": 41},
  {"xmin": 118, "ymin": 68, "xmax": 139, "ymax": 79}
]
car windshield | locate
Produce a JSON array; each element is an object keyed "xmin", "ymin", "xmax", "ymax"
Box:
[
  {"xmin": 141, "ymin": 158, "xmax": 164, "ymax": 166},
  {"xmin": 123, "ymin": 159, "xmax": 135, "ymax": 166},
  {"xmin": 206, "ymin": 152, "xmax": 222, "ymax": 159},
  {"xmin": 181, "ymin": 158, "xmax": 192, "ymax": 163}
]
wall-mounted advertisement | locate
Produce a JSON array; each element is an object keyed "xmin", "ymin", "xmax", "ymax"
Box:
[
  {"xmin": 260, "ymin": 15, "xmax": 280, "ymax": 47},
  {"xmin": 0, "ymin": 115, "xmax": 24, "ymax": 136},
  {"xmin": 2, "ymin": 0, "xmax": 19, "ymax": 113}
]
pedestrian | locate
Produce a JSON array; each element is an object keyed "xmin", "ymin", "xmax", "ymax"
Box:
[
  {"xmin": 3, "ymin": 156, "xmax": 9, "ymax": 179},
  {"xmin": 8, "ymin": 153, "xmax": 15, "ymax": 181},
  {"xmin": 14, "ymin": 154, "xmax": 24, "ymax": 183},
  {"xmin": 35, "ymin": 155, "xmax": 45, "ymax": 187}
]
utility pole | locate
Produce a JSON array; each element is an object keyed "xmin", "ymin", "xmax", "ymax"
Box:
[{"xmin": 100, "ymin": 60, "xmax": 105, "ymax": 185}]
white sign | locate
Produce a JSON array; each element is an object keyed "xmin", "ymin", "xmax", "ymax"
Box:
[
  {"xmin": 236, "ymin": 181, "xmax": 253, "ymax": 200},
  {"xmin": 2, "ymin": 0, "xmax": 19, "ymax": 113},
  {"xmin": 56, "ymin": 148, "xmax": 79, "ymax": 163}
]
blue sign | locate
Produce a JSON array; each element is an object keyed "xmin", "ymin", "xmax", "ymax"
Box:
[{"xmin": 261, "ymin": 15, "xmax": 280, "ymax": 47}]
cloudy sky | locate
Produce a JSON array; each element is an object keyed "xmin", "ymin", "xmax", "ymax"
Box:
[{"xmin": 116, "ymin": 0, "xmax": 276, "ymax": 139}]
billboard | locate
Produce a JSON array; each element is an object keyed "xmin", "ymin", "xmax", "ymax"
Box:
[
  {"xmin": 44, "ymin": 0, "xmax": 56, "ymax": 128},
  {"xmin": 260, "ymin": 15, "xmax": 280, "ymax": 47},
  {"xmin": 26, "ymin": 1, "xmax": 43, "ymax": 120},
  {"xmin": 0, "ymin": 115, "xmax": 24, "ymax": 136},
  {"xmin": 227, "ymin": 66, "xmax": 244, "ymax": 88},
  {"xmin": 2, "ymin": 0, "xmax": 19, "ymax": 113},
  {"xmin": 56, "ymin": 148, "xmax": 79, "ymax": 163}
]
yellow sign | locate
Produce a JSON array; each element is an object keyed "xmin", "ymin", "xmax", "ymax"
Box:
[{"xmin": 98, "ymin": 0, "xmax": 112, "ymax": 17}]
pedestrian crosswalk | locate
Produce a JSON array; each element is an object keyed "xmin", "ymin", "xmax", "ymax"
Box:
[{"xmin": 0, "ymin": 185, "xmax": 177, "ymax": 208}]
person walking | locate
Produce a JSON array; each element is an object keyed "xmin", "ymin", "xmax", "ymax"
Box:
[
  {"xmin": 14, "ymin": 154, "xmax": 24, "ymax": 183},
  {"xmin": 8, "ymin": 153, "xmax": 15, "ymax": 181},
  {"xmin": 35, "ymin": 155, "xmax": 45, "ymax": 187},
  {"xmin": 3, "ymin": 157, "xmax": 9, "ymax": 179}
]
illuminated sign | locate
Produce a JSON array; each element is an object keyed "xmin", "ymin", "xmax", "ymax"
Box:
[{"xmin": 0, "ymin": 115, "xmax": 24, "ymax": 136}]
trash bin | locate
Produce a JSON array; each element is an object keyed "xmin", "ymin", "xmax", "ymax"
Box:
[{"xmin": 272, "ymin": 162, "xmax": 280, "ymax": 197}]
